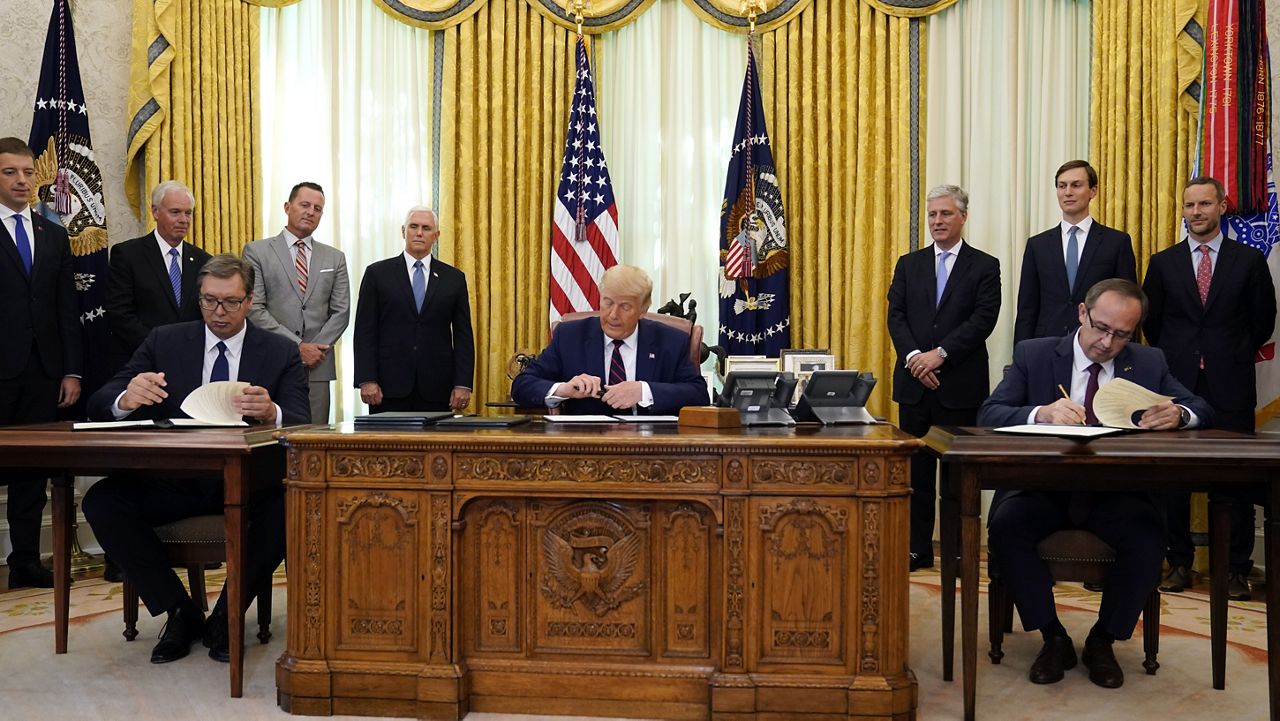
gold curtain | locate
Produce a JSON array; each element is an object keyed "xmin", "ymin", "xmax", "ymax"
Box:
[
  {"xmin": 1089, "ymin": 0, "xmax": 1204, "ymax": 271},
  {"xmin": 758, "ymin": 2, "xmax": 918, "ymax": 419},
  {"xmin": 125, "ymin": 0, "xmax": 261, "ymax": 254},
  {"xmin": 436, "ymin": 0, "xmax": 577, "ymax": 409}
]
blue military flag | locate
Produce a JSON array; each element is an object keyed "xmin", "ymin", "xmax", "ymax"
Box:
[
  {"xmin": 718, "ymin": 38, "xmax": 790, "ymax": 356},
  {"xmin": 28, "ymin": 0, "xmax": 110, "ymax": 402}
]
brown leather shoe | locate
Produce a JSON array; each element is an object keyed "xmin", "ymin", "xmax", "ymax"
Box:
[
  {"xmin": 1028, "ymin": 635, "xmax": 1076, "ymax": 684},
  {"xmin": 1082, "ymin": 636, "xmax": 1124, "ymax": 688},
  {"xmin": 1159, "ymin": 565, "xmax": 1190, "ymax": 593}
]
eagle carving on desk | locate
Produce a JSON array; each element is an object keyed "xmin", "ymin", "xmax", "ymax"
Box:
[{"xmin": 541, "ymin": 529, "xmax": 644, "ymax": 617}]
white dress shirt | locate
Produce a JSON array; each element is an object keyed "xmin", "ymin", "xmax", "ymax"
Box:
[
  {"xmin": 1186, "ymin": 233, "xmax": 1223, "ymax": 276},
  {"xmin": 283, "ymin": 227, "xmax": 312, "ymax": 265},
  {"xmin": 1060, "ymin": 216, "xmax": 1094, "ymax": 266},
  {"xmin": 155, "ymin": 230, "xmax": 183, "ymax": 270},
  {"xmin": 0, "ymin": 204, "xmax": 35, "ymax": 259},
  {"xmin": 403, "ymin": 251, "xmax": 432, "ymax": 291}
]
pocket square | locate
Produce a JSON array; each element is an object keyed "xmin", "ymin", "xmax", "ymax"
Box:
[
  {"xmin": 319, "ymin": 268, "xmax": 335, "ymax": 273},
  {"xmin": 649, "ymin": 353, "xmax": 656, "ymax": 359}
]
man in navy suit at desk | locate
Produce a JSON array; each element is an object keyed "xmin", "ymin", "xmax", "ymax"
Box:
[
  {"xmin": 511, "ymin": 264, "xmax": 708, "ymax": 415},
  {"xmin": 979, "ymin": 278, "xmax": 1211, "ymax": 690},
  {"xmin": 82, "ymin": 254, "xmax": 309, "ymax": 665}
]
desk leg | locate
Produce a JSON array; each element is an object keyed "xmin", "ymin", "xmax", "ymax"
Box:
[
  {"xmin": 939, "ymin": 462, "xmax": 958, "ymax": 682},
  {"xmin": 224, "ymin": 458, "xmax": 246, "ymax": 699},
  {"xmin": 960, "ymin": 465, "xmax": 980, "ymax": 721},
  {"xmin": 51, "ymin": 473, "xmax": 72, "ymax": 654},
  {"xmin": 1266, "ymin": 481, "xmax": 1279, "ymax": 721},
  {"xmin": 1210, "ymin": 498, "xmax": 1229, "ymax": 691}
]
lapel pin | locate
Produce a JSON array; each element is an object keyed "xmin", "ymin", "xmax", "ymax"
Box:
[{"xmin": 1123, "ymin": 366, "xmax": 1132, "ymax": 373}]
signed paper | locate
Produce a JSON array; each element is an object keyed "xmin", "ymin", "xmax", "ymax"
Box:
[{"xmin": 1092, "ymin": 378, "xmax": 1174, "ymax": 429}]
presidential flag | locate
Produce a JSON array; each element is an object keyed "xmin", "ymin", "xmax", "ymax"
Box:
[
  {"xmin": 28, "ymin": 0, "xmax": 110, "ymax": 403},
  {"xmin": 718, "ymin": 37, "xmax": 790, "ymax": 356},
  {"xmin": 1228, "ymin": 152, "xmax": 1280, "ymax": 426},
  {"xmin": 549, "ymin": 35, "xmax": 618, "ymax": 324}
]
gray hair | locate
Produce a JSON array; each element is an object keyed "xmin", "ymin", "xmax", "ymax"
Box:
[
  {"xmin": 402, "ymin": 205, "xmax": 439, "ymax": 228},
  {"xmin": 198, "ymin": 253, "xmax": 255, "ymax": 294},
  {"xmin": 926, "ymin": 184, "xmax": 969, "ymax": 213},
  {"xmin": 150, "ymin": 180, "xmax": 195, "ymax": 208}
]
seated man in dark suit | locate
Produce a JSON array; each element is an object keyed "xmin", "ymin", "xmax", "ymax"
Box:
[
  {"xmin": 82, "ymin": 254, "xmax": 309, "ymax": 665},
  {"xmin": 511, "ymin": 264, "xmax": 708, "ymax": 414},
  {"xmin": 979, "ymin": 278, "xmax": 1212, "ymax": 690}
]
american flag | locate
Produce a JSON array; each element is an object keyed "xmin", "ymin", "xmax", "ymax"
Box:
[{"xmin": 549, "ymin": 35, "xmax": 618, "ymax": 323}]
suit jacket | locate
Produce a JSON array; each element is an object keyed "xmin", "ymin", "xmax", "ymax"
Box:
[
  {"xmin": 0, "ymin": 212, "xmax": 82, "ymax": 381},
  {"xmin": 978, "ymin": 335, "xmax": 1213, "ymax": 516},
  {"xmin": 887, "ymin": 242, "xmax": 1001, "ymax": 409},
  {"xmin": 86, "ymin": 320, "xmax": 310, "ymax": 425},
  {"xmin": 353, "ymin": 255, "xmax": 475, "ymax": 403},
  {"xmin": 242, "ymin": 233, "xmax": 350, "ymax": 382},
  {"xmin": 1142, "ymin": 238, "xmax": 1277, "ymax": 413},
  {"xmin": 1014, "ymin": 222, "xmax": 1136, "ymax": 343},
  {"xmin": 510, "ymin": 317, "xmax": 709, "ymax": 415},
  {"xmin": 105, "ymin": 234, "xmax": 211, "ymax": 364}
]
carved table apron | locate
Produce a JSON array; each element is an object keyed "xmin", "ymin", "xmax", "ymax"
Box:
[{"xmin": 277, "ymin": 422, "xmax": 920, "ymax": 720}]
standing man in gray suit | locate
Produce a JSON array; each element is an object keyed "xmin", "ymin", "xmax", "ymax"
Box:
[{"xmin": 243, "ymin": 182, "xmax": 350, "ymax": 423}]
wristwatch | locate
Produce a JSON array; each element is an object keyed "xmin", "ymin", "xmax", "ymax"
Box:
[
  {"xmin": 936, "ymin": 347, "xmax": 948, "ymax": 360},
  {"xmin": 1178, "ymin": 405, "xmax": 1191, "ymax": 428}
]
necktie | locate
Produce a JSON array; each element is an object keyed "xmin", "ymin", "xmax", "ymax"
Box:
[
  {"xmin": 412, "ymin": 260, "xmax": 426, "ymax": 312},
  {"xmin": 167, "ymin": 248, "xmax": 182, "ymax": 305},
  {"xmin": 935, "ymin": 250, "xmax": 951, "ymax": 307},
  {"xmin": 608, "ymin": 339, "xmax": 626, "ymax": 385},
  {"xmin": 295, "ymin": 239, "xmax": 308, "ymax": 294},
  {"xmin": 1196, "ymin": 244, "xmax": 1212, "ymax": 305},
  {"xmin": 210, "ymin": 341, "xmax": 229, "ymax": 382},
  {"xmin": 12, "ymin": 215, "xmax": 32, "ymax": 276},
  {"xmin": 1068, "ymin": 362, "xmax": 1104, "ymax": 524},
  {"xmin": 1065, "ymin": 225, "xmax": 1079, "ymax": 290}
]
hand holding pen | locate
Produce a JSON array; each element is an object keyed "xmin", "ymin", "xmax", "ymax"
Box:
[{"xmin": 1033, "ymin": 384, "xmax": 1089, "ymax": 425}]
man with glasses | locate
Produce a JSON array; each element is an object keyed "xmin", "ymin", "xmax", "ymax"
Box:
[
  {"xmin": 82, "ymin": 254, "xmax": 309, "ymax": 665},
  {"xmin": 1142, "ymin": 176, "xmax": 1277, "ymax": 600},
  {"xmin": 979, "ymin": 278, "xmax": 1211, "ymax": 689}
]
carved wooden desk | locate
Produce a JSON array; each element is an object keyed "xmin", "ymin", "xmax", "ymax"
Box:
[
  {"xmin": 0, "ymin": 422, "xmax": 288, "ymax": 698},
  {"xmin": 276, "ymin": 422, "xmax": 921, "ymax": 720},
  {"xmin": 924, "ymin": 427, "xmax": 1280, "ymax": 721}
]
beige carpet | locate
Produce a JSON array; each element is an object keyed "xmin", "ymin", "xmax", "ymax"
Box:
[{"xmin": 0, "ymin": 569, "xmax": 1267, "ymax": 720}]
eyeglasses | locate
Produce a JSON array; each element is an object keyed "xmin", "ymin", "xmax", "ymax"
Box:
[
  {"xmin": 1085, "ymin": 310, "xmax": 1134, "ymax": 342},
  {"xmin": 198, "ymin": 296, "xmax": 246, "ymax": 312}
]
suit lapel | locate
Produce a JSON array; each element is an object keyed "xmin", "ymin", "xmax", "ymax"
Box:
[
  {"xmin": 585, "ymin": 322, "xmax": 607, "ymax": 379},
  {"xmin": 148, "ymin": 238, "xmax": 180, "ymax": 312},
  {"xmin": 271, "ymin": 234, "xmax": 305, "ymax": 303},
  {"xmin": 0, "ymin": 219, "xmax": 27, "ymax": 280},
  {"xmin": 1052, "ymin": 335, "xmax": 1075, "ymax": 394},
  {"xmin": 176, "ymin": 323, "xmax": 207, "ymax": 396},
  {"xmin": 1039, "ymin": 228, "xmax": 1070, "ymax": 293},
  {"xmin": 1074, "ymin": 224, "xmax": 1106, "ymax": 294},
  {"xmin": 179, "ymin": 242, "xmax": 202, "ymax": 308},
  {"xmin": 1112, "ymin": 345, "xmax": 1137, "ymax": 383},
  {"xmin": 237, "ymin": 325, "xmax": 265, "ymax": 385},
  {"xmin": 1203, "ymin": 239, "xmax": 1238, "ymax": 312},
  {"xmin": 634, "ymin": 320, "xmax": 656, "ymax": 382},
  {"xmin": 30, "ymin": 215, "xmax": 52, "ymax": 286},
  {"xmin": 418, "ymin": 259, "xmax": 443, "ymax": 317},
  {"xmin": 1170, "ymin": 242, "xmax": 1203, "ymax": 315}
]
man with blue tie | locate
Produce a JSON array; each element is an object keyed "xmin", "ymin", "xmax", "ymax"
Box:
[
  {"xmin": 0, "ymin": 137, "xmax": 82, "ymax": 589},
  {"xmin": 887, "ymin": 184, "xmax": 1001, "ymax": 572},
  {"xmin": 83, "ymin": 254, "xmax": 309, "ymax": 664},
  {"xmin": 510, "ymin": 264, "xmax": 709, "ymax": 415},
  {"xmin": 354, "ymin": 207, "xmax": 475, "ymax": 412}
]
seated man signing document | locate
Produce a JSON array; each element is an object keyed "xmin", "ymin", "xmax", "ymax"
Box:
[
  {"xmin": 511, "ymin": 265, "xmax": 708, "ymax": 415},
  {"xmin": 977, "ymin": 278, "xmax": 1212, "ymax": 690}
]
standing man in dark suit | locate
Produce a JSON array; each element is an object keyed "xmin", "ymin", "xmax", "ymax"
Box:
[
  {"xmin": 980, "ymin": 279, "xmax": 1212, "ymax": 689},
  {"xmin": 82, "ymin": 254, "xmax": 309, "ymax": 664},
  {"xmin": 105, "ymin": 180, "xmax": 211, "ymax": 369},
  {"xmin": 0, "ymin": 137, "xmax": 81, "ymax": 588},
  {"xmin": 355, "ymin": 207, "xmax": 474, "ymax": 412},
  {"xmin": 887, "ymin": 184, "xmax": 1001, "ymax": 571},
  {"xmin": 511, "ymin": 264, "xmax": 709, "ymax": 415},
  {"xmin": 243, "ymin": 181, "xmax": 350, "ymax": 423},
  {"xmin": 1143, "ymin": 175, "xmax": 1277, "ymax": 600},
  {"xmin": 1014, "ymin": 160, "xmax": 1137, "ymax": 343}
]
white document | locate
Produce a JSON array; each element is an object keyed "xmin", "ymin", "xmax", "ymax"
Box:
[
  {"xmin": 614, "ymin": 415, "xmax": 680, "ymax": 423},
  {"xmin": 542, "ymin": 415, "xmax": 620, "ymax": 423},
  {"xmin": 993, "ymin": 424, "xmax": 1127, "ymax": 438},
  {"xmin": 180, "ymin": 381, "xmax": 251, "ymax": 425},
  {"xmin": 1091, "ymin": 378, "xmax": 1174, "ymax": 429}
]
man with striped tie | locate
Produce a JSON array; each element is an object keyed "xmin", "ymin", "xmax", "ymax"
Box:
[
  {"xmin": 243, "ymin": 182, "xmax": 350, "ymax": 423},
  {"xmin": 511, "ymin": 264, "xmax": 709, "ymax": 415},
  {"xmin": 105, "ymin": 180, "xmax": 211, "ymax": 374}
]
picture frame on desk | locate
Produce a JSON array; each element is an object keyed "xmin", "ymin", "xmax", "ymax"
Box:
[
  {"xmin": 781, "ymin": 352, "xmax": 837, "ymax": 405},
  {"xmin": 723, "ymin": 356, "xmax": 780, "ymax": 377}
]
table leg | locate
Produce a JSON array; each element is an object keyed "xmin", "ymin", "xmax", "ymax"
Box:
[
  {"xmin": 939, "ymin": 462, "xmax": 958, "ymax": 682},
  {"xmin": 51, "ymin": 473, "xmax": 72, "ymax": 654},
  {"xmin": 1210, "ymin": 498, "xmax": 1229, "ymax": 691},
  {"xmin": 1266, "ymin": 480, "xmax": 1279, "ymax": 721},
  {"xmin": 224, "ymin": 458, "xmax": 246, "ymax": 698},
  {"xmin": 960, "ymin": 465, "xmax": 980, "ymax": 721}
]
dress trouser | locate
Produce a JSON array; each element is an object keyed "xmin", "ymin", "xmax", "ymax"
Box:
[
  {"xmin": 83, "ymin": 476, "xmax": 286, "ymax": 617},
  {"xmin": 897, "ymin": 394, "xmax": 978, "ymax": 561},
  {"xmin": 0, "ymin": 347, "xmax": 59, "ymax": 566},
  {"xmin": 988, "ymin": 491, "xmax": 1164, "ymax": 640}
]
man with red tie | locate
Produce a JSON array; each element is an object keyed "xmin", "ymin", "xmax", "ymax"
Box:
[
  {"xmin": 1142, "ymin": 176, "xmax": 1277, "ymax": 600},
  {"xmin": 511, "ymin": 264, "xmax": 708, "ymax": 415}
]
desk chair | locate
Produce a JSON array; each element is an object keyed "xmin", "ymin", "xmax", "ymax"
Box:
[
  {"xmin": 121, "ymin": 515, "xmax": 272, "ymax": 644},
  {"xmin": 985, "ymin": 529, "xmax": 1161, "ymax": 675},
  {"xmin": 551, "ymin": 311, "xmax": 704, "ymax": 366}
]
